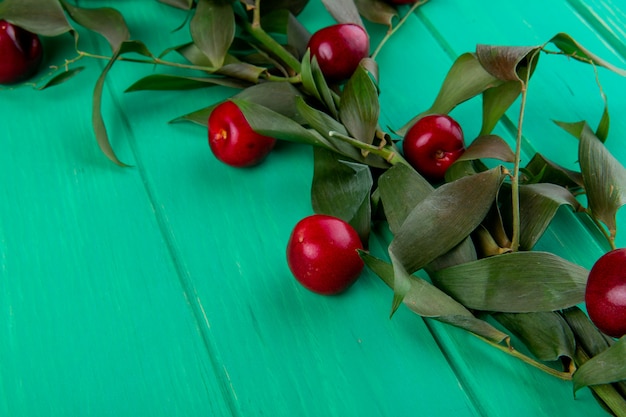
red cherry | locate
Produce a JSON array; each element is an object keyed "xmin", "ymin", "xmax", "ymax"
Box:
[
  {"xmin": 585, "ymin": 248, "xmax": 626, "ymax": 338},
  {"xmin": 402, "ymin": 114, "xmax": 465, "ymax": 182},
  {"xmin": 208, "ymin": 100, "xmax": 277, "ymax": 167},
  {"xmin": 0, "ymin": 20, "xmax": 43, "ymax": 84},
  {"xmin": 306, "ymin": 23, "xmax": 370, "ymax": 82},
  {"xmin": 286, "ymin": 214, "xmax": 364, "ymax": 295}
]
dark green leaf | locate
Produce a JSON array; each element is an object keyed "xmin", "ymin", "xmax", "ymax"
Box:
[
  {"xmin": 170, "ymin": 104, "xmax": 217, "ymax": 126},
  {"xmin": 476, "ymin": 44, "xmax": 540, "ymax": 82},
  {"xmin": 523, "ymin": 153, "xmax": 583, "ymax": 189},
  {"xmin": 574, "ymin": 336, "xmax": 626, "ymax": 392},
  {"xmin": 493, "ymin": 311, "xmax": 576, "ymax": 362},
  {"xmin": 354, "ymin": 0, "xmax": 397, "ymax": 28},
  {"xmin": 431, "ymin": 251, "xmax": 588, "ymax": 312},
  {"xmin": 561, "ymin": 307, "xmax": 614, "ymax": 357},
  {"xmin": 286, "ymin": 10, "xmax": 311, "ymax": 57},
  {"xmin": 312, "ymin": 148, "xmax": 372, "ymax": 243},
  {"xmin": 389, "ymin": 167, "xmax": 505, "ymax": 274},
  {"xmin": 515, "ymin": 183, "xmax": 580, "ymax": 250},
  {"xmin": 560, "ymin": 121, "xmax": 626, "ymax": 240},
  {"xmin": 480, "ymin": 81, "xmax": 522, "ymax": 135},
  {"xmin": 232, "ymin": 98, "xmax": 334, "ymax": 148},
  {"xmin": 257, "ymin": 0, "xmax": 309, "ymax": 16},
  {"xmin": 37, "ymin": 67, "xmax": 85, "ymax": 90},
  {"xmin": 361, "ymin": 251, "xmax": 509, "ymax": 343},
  {"xmin": 190, "ymin": 0, "xmax": 235, "ymax": 68},
  {"xmin": 158, "ymin": 0, "xmax": 194, "ymax": 10},
  {"xmin": 339, "ymin": 64, "xmax": 379, "ymax": 144},
  {"xmin": 456, "ymin": 134, "xmax": 515, "ymax": 164},
  {"xmin": 398, "ymin": 53, "xmax": 502, "ymax": 135},
  {"xmin": 0, "ymin": 0, "xmax": 72, "ymax": 36},
  {"xmin": 216, "ymin": 60, "xmax": 268, "ymax": 83},
  {"xmin": 60, "ymin": 1, "xmax": 130, "ymax": 52},
  {"xmin": 549, "ymin": 33, "xmax": 626, "ymax": 77},
  {"xmin": 321, "ymin": 0, "xmax": 364, "ymax": 26},
  {"xmin": 125, "ymin": 74, "xmax": 249, "ymax": 92}
]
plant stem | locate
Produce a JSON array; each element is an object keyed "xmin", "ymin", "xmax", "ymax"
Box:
[
  {"xmin": 328, "ymin": 130, "xmax": 407, "ymax": 165},
  {"xmin": 371, "ymin": 0, "xmax": 429, "ymax": 61},
  {"xmin": 239, "ymin": 0, "xmax": 301, "ymax": 74},
  {"xmin": 475, "ymin": 334, "xmax": 573, "ymax": 380},
  {"xmin": 574, "ymin": 347, "xmax": 626, "ymax": 416}
]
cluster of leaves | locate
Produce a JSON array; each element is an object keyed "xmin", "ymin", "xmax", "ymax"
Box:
[{"xmin": 3, "ymin": 0, "xmax": 626, "ymax": 415}]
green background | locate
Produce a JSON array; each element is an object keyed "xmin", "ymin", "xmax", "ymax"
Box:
[{"xmin": 2, "ymin": 0, "xmax": 626, "ymax": 415}]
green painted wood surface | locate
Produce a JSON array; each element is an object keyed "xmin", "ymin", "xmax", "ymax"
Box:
[{"xmin": 1, "ymin": 1, "xmax": 626, "ymax": 416}]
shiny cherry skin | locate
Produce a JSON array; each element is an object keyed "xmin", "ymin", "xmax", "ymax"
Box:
[
  {"xmin": 0, "ymin": 20, "xmax": 43, "ymax": 84},
  {"xmin": 306, "ymin": 23, "xmax": 370, "ymax": 82},
  {"xmin": 585, "ymin": 248, "xmax": 626, "ymax": 338},
  {"xmin": 402, "ymin": 114, "xmax": 465, "ymax": 182},
  {"xmin": 208, "ymin": 100, "xmax": 277, "ymax": 167},
  {"xmin": 286, "ymin": 214, "xmax": 364, "ymax": 295}
]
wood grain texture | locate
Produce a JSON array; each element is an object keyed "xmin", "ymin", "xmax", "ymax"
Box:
[{"xmin": 1, "ymin": 0, "xmax": 626, "ymax": 416}]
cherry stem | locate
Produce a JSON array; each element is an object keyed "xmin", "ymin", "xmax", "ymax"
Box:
[
  {"xmin": 328, "ymin": 130, "xmax": 407, "ymax": 165},
  {"xmin": 371, "ymin": 0, "xmax": 430, "ymax": 61}
]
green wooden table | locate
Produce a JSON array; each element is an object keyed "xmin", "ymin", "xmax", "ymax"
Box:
[{"xmin": 2, "ymin": 1, "xmax": 626, "ymax": 416}]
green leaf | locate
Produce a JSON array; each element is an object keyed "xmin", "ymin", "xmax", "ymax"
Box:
[
  {"xmin": 354, "ymin": 0, "xmax": 397, "ymax": 28},
  {"xmin": 573, "ymin": 336, "xmax": 626, "ymax": 392},
  {"xmin": 37, "ymin": 67, "xmax": 85, "ymax": 90},
  {"xmin": 158, "ymin": 0, "xmax": 194, "ymax": 10},
  {"xmin": 378, "ymin": 163, "xmax": 433, "ymax": 235},
  {"xmin": 257, "ymin": 0, "xmax": 309, "ymax": 16},
  {"xmin": 493, "ymin": 311, "xmax": 576, "ymax": 362},
  {"xmin": 398, "ymin": 53, "xmax": 502, "ymax": 135},
  {"xmin": 125, "ymin": 74, "xmax": 249, "ymax": 92},
  {"xmin": 339, "ymin": 64, "xmax": 379, "ymax": 145},
  {"xmin": 170, "ymin": 104, "xmax": 217, "ymax": 126},
  {"xmin": 522, "ymin": 153, "xmax": 583, "ymax": 189},
  {"xmin": 232, "ymin": 99, "xmax": 334, "ymax": 149},
  {"xmin": 499, "ymin": 183, "xmax": 581, "ymax": 250},
  {"xmin": 0, "ymin": 0, "xmax": 72, "ymax": 36},
  {"xmin": 389, "ymin": 167, "xmax": 505, "ymax": 274},
  {"xmin": 560, "ymin": 121, "xmax": 626, "ymax": 240},
  {"xmin": 312, "ymin": 148, "xmax": 372, "ymax": 243},
  {"xmin": 321, "ymin": 0, "xmax": 364, "ymax": 26},
  {"xmin": 361, "ymin": 251, "xmax": 509, "ymax": 343},
  {"xmin": 480, "ymin": 80, "xmax": 522, "ymax": 135},
  {"xmin": 561, "ymin": 307, "xmax": 614, "ymax": 357},
  {"xmin": 93, "ymin": 41, "xmax": 155, "ymax": 166},
  {"xmin": 60, "ymin": 1, "xmax": 130, "ymax": 52},
  {"xmin": 455, "ymin": 134, "xmax": 515, "ymax": 164},
  {"xmin": 190, "ymin": 0, "xmax": 235, "ymax": 68},
  {"xmin": 549, "ymin": 33, "xmax": 626, "ymax": 77},
  {"xmin": 431, "ymin": 251, "xmax": 589, "ymax": 312},
  {"xmin": 476, "ymin": 44, "xmax": 540, "ymax": 82}
]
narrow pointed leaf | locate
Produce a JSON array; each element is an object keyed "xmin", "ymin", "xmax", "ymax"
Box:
[
  {"xmin": 523, "ymin": 152, "xmax": 583, "ymax": 188},
  {"xmin": 480, "ymin": 80, "xmax": 522, "ymax": 135},
  {"xmin": 456, "ymin": 134, "xmax": 515, "ymax": 164},
  {"xmin": 354, "ymin": 0, "xmax": 397, "ymax": 28},
  {"xmin": 399, "ymin": 53, "xmax": 502, "ymax": 135},
  {"xmin": 60, "ymin": 1, "xmax": 130, "ymax": 52},
  {"xmin": 125, "ymin": 74, "xmax": 249, "ymax": 92},
  {"xmin": 560, "ymin": 121, "xmax": 626, "ymax": 239},
  {"xmin": 311, "ymin": 148, "xmax": 372, "ymax": 243},
  {"xmin": 561, "ymin": 307, "xmax": 614, "ymax": 357},
  {"xmin": 339, "ymin": 64, "xmax": 379, "ymax": 144},
  {"xmin": 431, "ymin": 251, "xmax": 588, "ymax": 312},
  {"xmin": 321, "ymin": 0, "xmax": 364, "ymax": 26},
  {"xmin": 37, "ymin": 67, "xmax": 85, "ymax": 90},
  {"xmin": 0, "ymin": 0, "xmax": 72, "ymax": 36},
  {"xmin": 232, "ymin": 99, "xmax": 333, "ymax": 149},
  {"xmin": 390, "ymin": 167, "xmax": 505, "ymax": 274},
  {"xmin": 500, "ymin": 183, "xmax": 581, "ymax": 250},
  {"xmin": 476, "ymin": 44, "xmax": 540, "ymax": 82},
  {"xmin": 549, "ymin": 33, "xmax": 626, "ymax": 77},
  {"xmin": 493, "ymin": 311, "xmax": 576, "ymax": 362},
  {"xmin": 573, "ymin": 336, "xmax": 626, "ymax": 392},
  {"xmin": 190, "ymin": 0, "xmax": 235, "ymax": 68},
  {"xmin": 361, "ymin": 251, "xmax": 508, "ymax": 343}
]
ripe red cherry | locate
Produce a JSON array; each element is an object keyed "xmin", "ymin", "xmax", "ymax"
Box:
[
  {"xmin": 208, "ymin": 100, "xmax": 277, "ymax": 167},
  {"xmin": 402, "ymin": 114, "xmax": 465, "ymax": 182},
  {"xmin": 0, "ymin": 20, "xmax": 44, "ymax": 84},
  {"xmin": 286, "ymin": 214, "xmax": 364, "ymax": 295},
  {"xmin": 585, "ymin": 248, "xmax": 626, "ymax": 338},
  {"xmin": 306, "ymin": 23, "xmax": 369, "ymax": 82}
]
